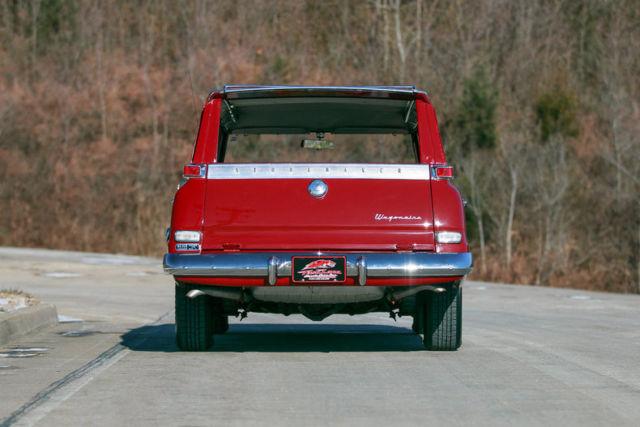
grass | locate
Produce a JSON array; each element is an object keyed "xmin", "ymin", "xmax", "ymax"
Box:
[{"xmin": 0, "ymin": 289, "xmax": 39, "ymax": 311}]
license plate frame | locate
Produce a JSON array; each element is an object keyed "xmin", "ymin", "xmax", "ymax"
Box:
[{"xmin": 291, "ymin": 256, "xmax": 347, "ymax": 283}]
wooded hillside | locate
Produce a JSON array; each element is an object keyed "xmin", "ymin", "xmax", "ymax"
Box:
[{"xmin": 1, "ymin": 0, "xmax": 638, "ymax": 292}]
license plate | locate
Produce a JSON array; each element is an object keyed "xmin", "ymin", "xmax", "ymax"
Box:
[{"xmin": 292, "ymin": 256, "xmax": 346, "ymax": 283}]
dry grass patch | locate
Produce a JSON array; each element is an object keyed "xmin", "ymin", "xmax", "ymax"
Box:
[{"xmin": 0, "ymin": 289, "xmax": 39, "ymax": 313}]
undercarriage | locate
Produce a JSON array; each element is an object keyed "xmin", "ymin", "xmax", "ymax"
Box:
[{"xmin": 179, "ymin": 282, "xmax": 456, "ymax": 321}]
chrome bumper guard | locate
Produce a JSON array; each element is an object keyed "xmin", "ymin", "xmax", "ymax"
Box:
[{"xmin": 163, "ymin": 252, "xmax": 472, "ymax": 286}]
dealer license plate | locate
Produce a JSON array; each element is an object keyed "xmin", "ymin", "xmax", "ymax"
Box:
[{"xmin": 291, "ymin": 256, "xmax": 346, "ymax": 283}]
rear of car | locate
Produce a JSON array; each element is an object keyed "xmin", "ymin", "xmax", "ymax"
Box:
[{"xmin": 164, "ymin": 85, "xmax": 472, "ymax": 351}]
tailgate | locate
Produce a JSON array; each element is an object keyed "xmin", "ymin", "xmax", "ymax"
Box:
[{"xmin": 201, "ymin": 164, "xmax": 434, "ymax": 251}]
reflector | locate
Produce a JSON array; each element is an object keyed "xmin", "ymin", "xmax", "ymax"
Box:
[
  {"xmin": 432, "ymin": 165, "xmax": 454, "ymax": 179},
  {"xmin": 183, "ymin": 164, "xmax": 205, "ymax": 178}
]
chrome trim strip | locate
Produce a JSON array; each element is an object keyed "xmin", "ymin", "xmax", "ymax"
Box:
[
  {"xmin": 164, "ymin": 252, "xmax": 472, "ymax": 279},
  {"xmin": 207, "ymin": 164, "xmax": 430, "ymax": 180}
]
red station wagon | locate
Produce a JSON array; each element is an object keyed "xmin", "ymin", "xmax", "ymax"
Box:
[{"xmin": 164, "ymin": 85, "xmax": 472, "ymax": 351}]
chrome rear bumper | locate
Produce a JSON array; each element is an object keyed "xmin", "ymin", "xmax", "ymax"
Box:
[{"xmin": 163, "ymin": 252, "xmax": 472, "ymax": 285}]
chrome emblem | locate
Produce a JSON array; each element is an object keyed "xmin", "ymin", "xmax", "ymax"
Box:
[
  {"xmin": 308, "ymin": 179, "xmax": 328, "ymax": 198},
  {"xmin": 374, "ymin": 213, "xmax": 423, "ymax": 222}
]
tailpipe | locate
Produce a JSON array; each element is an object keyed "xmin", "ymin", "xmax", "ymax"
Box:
[
  {"xmin": 186, "ymin": 287, "xmax": 244, "ymax": 301},
  {"xmin": 387, "ymin": 285, "xmax": 447, "ymax": 303}
]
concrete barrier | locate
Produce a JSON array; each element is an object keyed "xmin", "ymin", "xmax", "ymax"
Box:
[{"xmin": 0, "ymin": 304, "xmax": 58, "ymax": 346}]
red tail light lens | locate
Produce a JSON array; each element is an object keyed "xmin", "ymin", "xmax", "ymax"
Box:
[
  {"xmin": 183, "ymin": 164, "xmax": 205, "ymax": 178},
  {"xmin": 432, "ymin": 165, "xmax": 453, "ymax": 180}
]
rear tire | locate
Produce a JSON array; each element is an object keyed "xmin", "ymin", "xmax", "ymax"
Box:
[
  {"xmin": 214, "ymin": 314, "xmax": 229, "ymax": 334},
  {"xmin": 411, "ymin": 305, "xmax": 423, "ymax": 334},
  {"xmin": 422, "ymin": 285, "xmax": 462, "ymax": 351},
  {"xmin": 175, "ymin": 284, "xmax": 213, "ymax": 351}
]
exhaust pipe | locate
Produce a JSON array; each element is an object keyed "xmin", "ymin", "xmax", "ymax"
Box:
[
  {"xmin": 186, "ymin": 288, "xmax": 244, "ymax": 301},
  {"xmin": 389, "ymin": 285, "xmax": 447, "ymax": 302}
]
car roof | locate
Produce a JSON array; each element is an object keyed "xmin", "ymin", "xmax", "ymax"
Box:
[{"xmin": 211, "ymin": 85, "xmax": 429, "ymax": 101}]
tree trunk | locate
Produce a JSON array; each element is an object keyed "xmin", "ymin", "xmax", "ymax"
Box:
[
  {"xmin": 95, "ymin": 19, "xmax": 108, "ymax": 141},
  {"xmin": 477, "ymin": 208, "xmax": 487, "ymax": 275},
  {"xmin": 637, "ymin": 199, "xmax": 640, "ymax": 294},
  {"xmin": 392, "ymin": 0, "xmax": 407, "ymax": 82},
  {"xmin": 382, "ymin": 1, "xmax": 390, "ymax": 74},
  {"xmin": 30, "ymin": 0, "xmax": 41, "ymax": 76},
  {"xmin": 505, "ymin": 167, "xmax": 518, "ymax": 270},
  {"xmin": 415, "ymin": 0, "xmax": 422, "ymax": 68}
]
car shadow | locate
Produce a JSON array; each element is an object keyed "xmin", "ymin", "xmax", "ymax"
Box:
[{"xmin": 121, "ymin": 323, "xmax": 425, "ymax": 353}]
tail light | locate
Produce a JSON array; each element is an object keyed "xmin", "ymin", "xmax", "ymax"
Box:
[
  {"xmin": 174, "ymin": 230, "xmax": 201, "ymax": 242},
  {"xmin": 436, "ymin": 231, "xmax": 462, "ymax": 244},
  {"xmin": 431, "ymin": 165, "xmax": 453, "ymax": 180},
  {"xmin": 183, "ymin": 164, "xmax": 206, "ymax": 178}
]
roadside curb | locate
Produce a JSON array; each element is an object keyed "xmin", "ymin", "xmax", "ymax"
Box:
[{"xmin": 0, "ymin": 304, "xmax": 58, "ymax": 346}]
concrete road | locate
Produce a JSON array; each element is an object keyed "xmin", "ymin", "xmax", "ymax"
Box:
[{"xmin": 1, "ymin": 248, "xmax": 639, "ymax": 426}]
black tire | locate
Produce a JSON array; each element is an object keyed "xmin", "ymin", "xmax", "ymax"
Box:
[
  {"xmin": 213, "ymin": 314, "xmax": 229, "ymax": 334},
  {"xmin": 422, "ymin": 285, "xmax": 462, "ymax": 351},
  {"xmin": 412, "ymin": 306, "xmax": 423, "ymax": 334},
  {"xmin": 175, "ymin": 284, "xmax": 213, "ymax": 351}
]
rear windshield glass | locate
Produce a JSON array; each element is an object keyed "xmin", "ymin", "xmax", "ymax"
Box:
[{"xmin": 222, "ymin": 133, "xmax": 417, "ymax": 164}]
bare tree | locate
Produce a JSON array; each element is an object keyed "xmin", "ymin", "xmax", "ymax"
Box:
[
  {"xmin": 460, "ymin": 152, "xmax": 490, "ymax": 274},
  {"xmin": 533, "ymin": 138, "xmax": 570, "ymax": 286},
  {"xmin": 0, "ymin": 0, "xmax": 638, "ymax": 291}
]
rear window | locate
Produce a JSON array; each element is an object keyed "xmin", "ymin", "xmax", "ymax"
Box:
[{"xmin": 221, "ymin": 133, "xmax": 418, "ymax": 164}]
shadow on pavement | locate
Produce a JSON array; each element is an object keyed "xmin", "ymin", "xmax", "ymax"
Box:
[{"xmin": 121, "ymin": 323, "xmax": 425, "ymax": 352}]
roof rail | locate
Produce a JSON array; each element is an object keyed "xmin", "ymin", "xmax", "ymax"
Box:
[{"xmin": 208, "ymin": 85, "xmax": 429, "ymax": 102}]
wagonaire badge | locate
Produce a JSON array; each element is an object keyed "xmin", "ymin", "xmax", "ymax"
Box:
[{"xmin": 374, "ymin": 213, "xmax": 423, "ymax": 222}]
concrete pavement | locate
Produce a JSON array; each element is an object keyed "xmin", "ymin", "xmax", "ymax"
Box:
[{"xmin": 1, "ymin": 247, "xmax": 640, "ymax": 426}]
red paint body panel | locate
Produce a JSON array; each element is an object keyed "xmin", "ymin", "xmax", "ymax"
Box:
[
  {"xmin": 167, "ymin": 179, "xmax": 206, "ymax": 254},
  {"xmin": 415, "ymin": 100, "xmax": 446, "ymax": 164},
  {"xmin": 201, "ymin": 178, "xmax": 434, "ymax": 251},
  {"xmin": 424, "ymin": 102, "xmax": 447, "ymax": 164},
  {"xmin": 191, "ymin": 98, "xmax": 222, "ymax": 164},
  {"xmin": 430, "ymin": 180, "xmax": 469, "ymax": 253}
]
